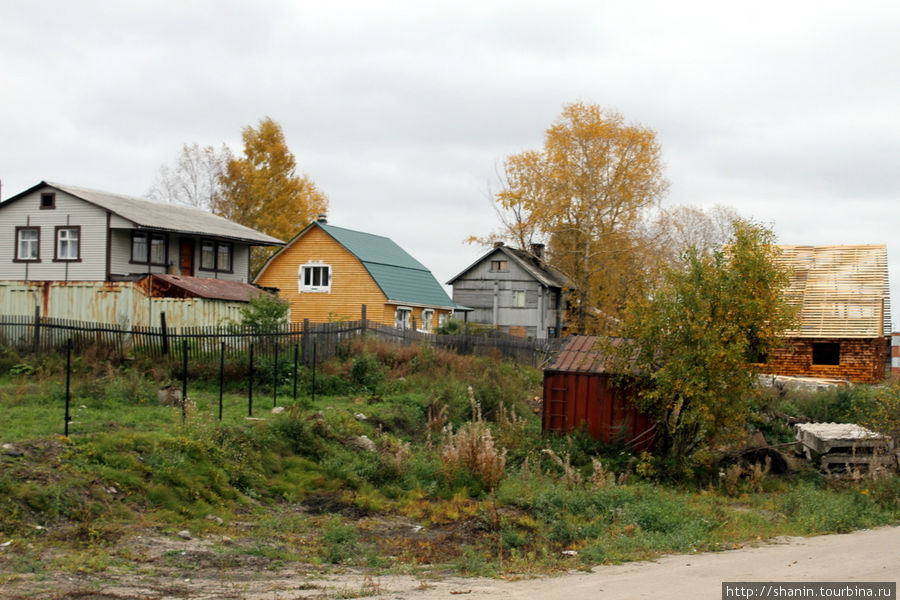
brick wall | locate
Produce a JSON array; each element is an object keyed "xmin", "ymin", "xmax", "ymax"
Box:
[
  {"xmin": 758, "ymin": 337, "xmax": 888, "ymax": 384},
  {"xmin": 892, "ymin": 333, "xmax": 900, "ymax": 380}
]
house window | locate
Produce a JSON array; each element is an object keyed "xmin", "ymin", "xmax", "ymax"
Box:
[
  {"xmin": 40, "ymin": 192, "xmax": 55, "ymax": 209},
  {"xmin": 395, "ymin": 307, "xmax": 412, "ymax": 330},
  {"xmin": 15, "ymin": 227, "xmax": 40, "ymax": 261},
  {"xmin": 812, "ymin": 342, "xmax": 840, "ymax": 366},
  {"xmin": 299, "ymin": 262, "xmax": 331, "ymax": 292},
  {"xmin": 216, "ymin": 242, "xmax": 232, "ymax": 272},
  {"xmin": 55, "ymin": 226, "xmax": 80, "ymax": 261},
  {"xmin": 199, "ymin": 239, "xmax": 233, "ymax": 273},
  {"xmin": 420, "ymin": 309, "xmax": 434, "ymax": 332},
  {"xmin": 131, "ymin": 231, "xmax": 168, "ymax": 266},
  {"xmin": 512, "ymin": 290, "xmax": 526, "ymax": 307},
  {"xmin": 490, "ymin": 259, "xmax": 508, "ymax": 272}
]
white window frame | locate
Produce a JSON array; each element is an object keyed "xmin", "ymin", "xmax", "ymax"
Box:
[
  {"xmin": 55, "ymin": 227, "xmax": 80, "ymax": 261},
  {"xmin": 420, "ymin": 309, "xmax": 434, "ymax": 332},
  {"xmin": 299, "ymin": 262, "xmax": 332, "ymax": 293},
  {"xmin": 16, "ymin": 227, "xmax": 40, "ymax": 261},
  {"xmin": 395, "ymin": 306, "xmax": 412, "ymax": 330},
  {"xmin": 512, "ymin": 290, "xmax": 526, "ymax": 307}
]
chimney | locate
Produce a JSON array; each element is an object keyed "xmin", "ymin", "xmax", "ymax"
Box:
[
  {"xmin": 530, "ymin": 243, "xmax": 545, "ymax": 262},
  {"xmin": 493, "ymin": 241, "xmax": 504, "ymax": 248},
  {"xmin": 316, "ymin": 214, "xmax": 327, "ymax": 224}
]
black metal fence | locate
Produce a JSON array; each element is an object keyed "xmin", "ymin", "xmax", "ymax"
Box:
[{"xmin": 0, "ymin": 313, "xmax": 561, "ymax": 368}]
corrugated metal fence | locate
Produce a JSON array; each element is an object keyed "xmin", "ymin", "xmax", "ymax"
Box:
[{"xmin": 0, "ymin": 314, "xmax": 561, "ymax": 367}]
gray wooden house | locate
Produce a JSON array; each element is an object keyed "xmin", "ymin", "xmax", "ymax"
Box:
[
  {"xmin": 0, "ymin": 181, "xmax": 283, "ymax": 327},
  {"xmin": 447, "ymin": 243, "xmax": 566, "ymax": 339}
]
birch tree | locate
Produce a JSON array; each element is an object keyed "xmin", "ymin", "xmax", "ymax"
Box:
[
  {"xmin": 480, "ymin": 103, "xmax": 668, "ymax": 334},
  {"xmin": 214, "ymin": 117, "xmax": 328, "ymax": 273},
  {"xmin": 147, "ymin": 142, "xmax": 230, "ymax": 210}
]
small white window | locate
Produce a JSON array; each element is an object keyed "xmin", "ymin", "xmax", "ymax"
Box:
[
  {"xmin": 512, "ymin": 290, "xmax": 526, "ymax": 307},
  {"xmin": 420, "ymin": 309, "xmax": 434, "ymax": 332},
  {"xmin": 300, "ymin": 262, "xmax": 332, "ymax": 293},
  {"xmin": 16, "ymin": 228, "xmax": 39, "ymax": 261},
  {"xmin": 56, "ymin": 227, "xmax": 80, "ymax": 261},
  {"xmin": 395, "ymin": 307, "xmax": 412, "ymax": 329}
]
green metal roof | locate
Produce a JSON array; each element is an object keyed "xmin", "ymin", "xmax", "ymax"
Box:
[{"xmin": 318, "ymin": 222, "xmax": 455, "ymax": 309}]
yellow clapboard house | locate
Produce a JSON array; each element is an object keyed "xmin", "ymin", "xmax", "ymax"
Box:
[{"xmin": 254, "ymin": 217, "xmax": 457, "ymax": 331}]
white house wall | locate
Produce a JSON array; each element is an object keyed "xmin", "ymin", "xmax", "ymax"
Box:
[{"xmin": 0, "ymin": 188, "xmax": 108, "ymax": 281}]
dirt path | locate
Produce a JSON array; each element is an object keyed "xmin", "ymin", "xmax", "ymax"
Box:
[
  {"xmin": 4, "ymin": 526, "xmax": 898, "ymax": 599},
  {"xmin": 393, "ymin": 525, "xmax": 900, "ymax": 600}
]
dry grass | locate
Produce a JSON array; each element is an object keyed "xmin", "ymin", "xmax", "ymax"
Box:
[{"xmin": 439, "ymin": 387, "xmax": 507, "ymax": 489}]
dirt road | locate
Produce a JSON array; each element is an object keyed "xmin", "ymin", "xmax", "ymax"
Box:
[
  {"xmin": 391, "ymin": 525, "xmax": 899, "ymax": 600},
  {"xmin": 304, "ymin": 526, "xmax": 899, "ymax": 600},
  {"xmin": 4, "ymin": 526, "xmax": 898, "ymax": 599}
]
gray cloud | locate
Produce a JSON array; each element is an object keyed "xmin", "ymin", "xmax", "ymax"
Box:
[{"xmin": 2, "ymin": 0, "xmax": 899, "ymax": 323}]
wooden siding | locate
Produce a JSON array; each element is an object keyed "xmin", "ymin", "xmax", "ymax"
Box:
[
  {"xmin": 108, "ymin": 230, "xmax": 250, "ymax": 282},
  {"xmin": 2, "ymin": 187, "xmax": 252, "ymax": 284},
  {"xmin": 256, "ymin": 228, "xmax": 451, "ymax": 328},
  {"xmin": 255, "ymin": 226, "xmax": 390, "ymax": 325},
  {"xmin": 0, "ymin": 188, "xmax": 107, "ymax": 281},
  {"xmin": 759, "ymin": 337, "xmax": 888, "ymax": 384},
  {"xmin": 542, "ymin": 371, "xmax": 654, "ymax": 451},
  {"xmin": 451, "ymin": 248, "xmax": 562, "ymax": 338}
]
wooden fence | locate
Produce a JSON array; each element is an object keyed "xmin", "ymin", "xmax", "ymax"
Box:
[{"xmin": 0, "ymin": 314, "xmax": 561, "ymax": 367}]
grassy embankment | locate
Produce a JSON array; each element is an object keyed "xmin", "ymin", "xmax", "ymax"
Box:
[{"xmin": 0, "ymin": 340, "xmax": 898, "ymax": 581}]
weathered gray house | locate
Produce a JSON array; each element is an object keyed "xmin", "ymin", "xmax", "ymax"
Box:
[
  {"xmin": 447, "ymin": 243, "xmax": 566, "ymax": 339},
  {"xmin": 0, "ymin": 181, "xmax": 283, "ymax": 327}
]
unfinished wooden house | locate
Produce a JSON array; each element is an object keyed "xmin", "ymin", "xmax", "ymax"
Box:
[{"xmin": 760, "ymin": 245, "xmax": 891, "ymax": 383}]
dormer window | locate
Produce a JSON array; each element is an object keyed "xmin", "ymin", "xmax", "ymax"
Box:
[{"xmin": 300, "ymin": 262, "xmax": 331, "ymax": 293}]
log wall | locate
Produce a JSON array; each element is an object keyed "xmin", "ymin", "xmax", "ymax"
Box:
[{"xmin": 758, "ymin": 337, "xmax": 889, "ymax": 383}]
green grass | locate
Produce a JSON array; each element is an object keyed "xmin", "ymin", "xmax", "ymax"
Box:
[{"xmin": 0, "ymin": 343, "xmax": 898, "ymax": 578}]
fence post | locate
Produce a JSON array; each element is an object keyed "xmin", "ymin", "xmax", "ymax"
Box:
[
  {"xmin": 218, "ymin": 341, "xmax": 225, "ymax": 422},
  {"xmin": 181, "ymin": 339, "xmax": 188, "ymax": 423},
  {"xmin": 311, "ymin": 340, "xmax": 317, "ymax": 405},
  {"xmin": 361, "ymin": 304, "xmax": 367, "ymax": 334},
  {"xmin": 248, "ymin": 342, "xmax": 254, "ymax": 417},
  {"xmin": 32, "ymin": 306, "xmax": 40, "ymax": 354},
  {"xmin": 292, "ymin": 342, "xmax": 299, "ymax": 402},
  {"xmin": 302, "ymin": 318, "xmax": 310, "ymax": 367},
  {"xmin": 64, "ymin": 338, "xmax": 72, "ymax": 437},
  {"xmin": 273, "ymin": 339, "xmax": 279, "ymax": 408},
  {"xmin": 161, "ymin": 312, "xmax": 169, "ymax": 355}
]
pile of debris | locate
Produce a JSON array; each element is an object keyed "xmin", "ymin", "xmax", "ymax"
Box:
[{"xmin": 794, "ymin": 423, "xmax": 897, "ymax": 474}]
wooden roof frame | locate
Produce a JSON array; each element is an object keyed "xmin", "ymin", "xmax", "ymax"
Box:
[{"xmin": 777, "ymin": 245, "xmax": 890, "ymax": 338}]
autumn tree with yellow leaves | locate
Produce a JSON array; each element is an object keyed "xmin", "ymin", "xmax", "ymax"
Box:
[
  {"xmin": 214, "ymin": 117, "xmax": 328, "ymax": 273},
  {"xmin": 477, "ymin": 103, "xmax": 669, "ymax": 334}
]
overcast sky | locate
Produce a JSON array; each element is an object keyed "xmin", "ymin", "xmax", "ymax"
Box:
[{"xmin": 2, "ymin": 1, "xmax": 899, "ymax": 324}]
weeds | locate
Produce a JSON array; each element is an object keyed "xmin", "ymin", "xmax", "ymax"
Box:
[{"xmin": 0, "ymin": 341, "xmax": 898, "ymax": 583}]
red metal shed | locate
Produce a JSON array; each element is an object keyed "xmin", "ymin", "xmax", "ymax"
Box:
[{"xmin": 543, "ymin": 336, "xmax": 655, "ymax": 451}]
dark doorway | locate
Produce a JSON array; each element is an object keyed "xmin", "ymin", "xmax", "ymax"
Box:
[{"xmin": 180, "ymin": 239, "xmax": 194, "ymax": 276}]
